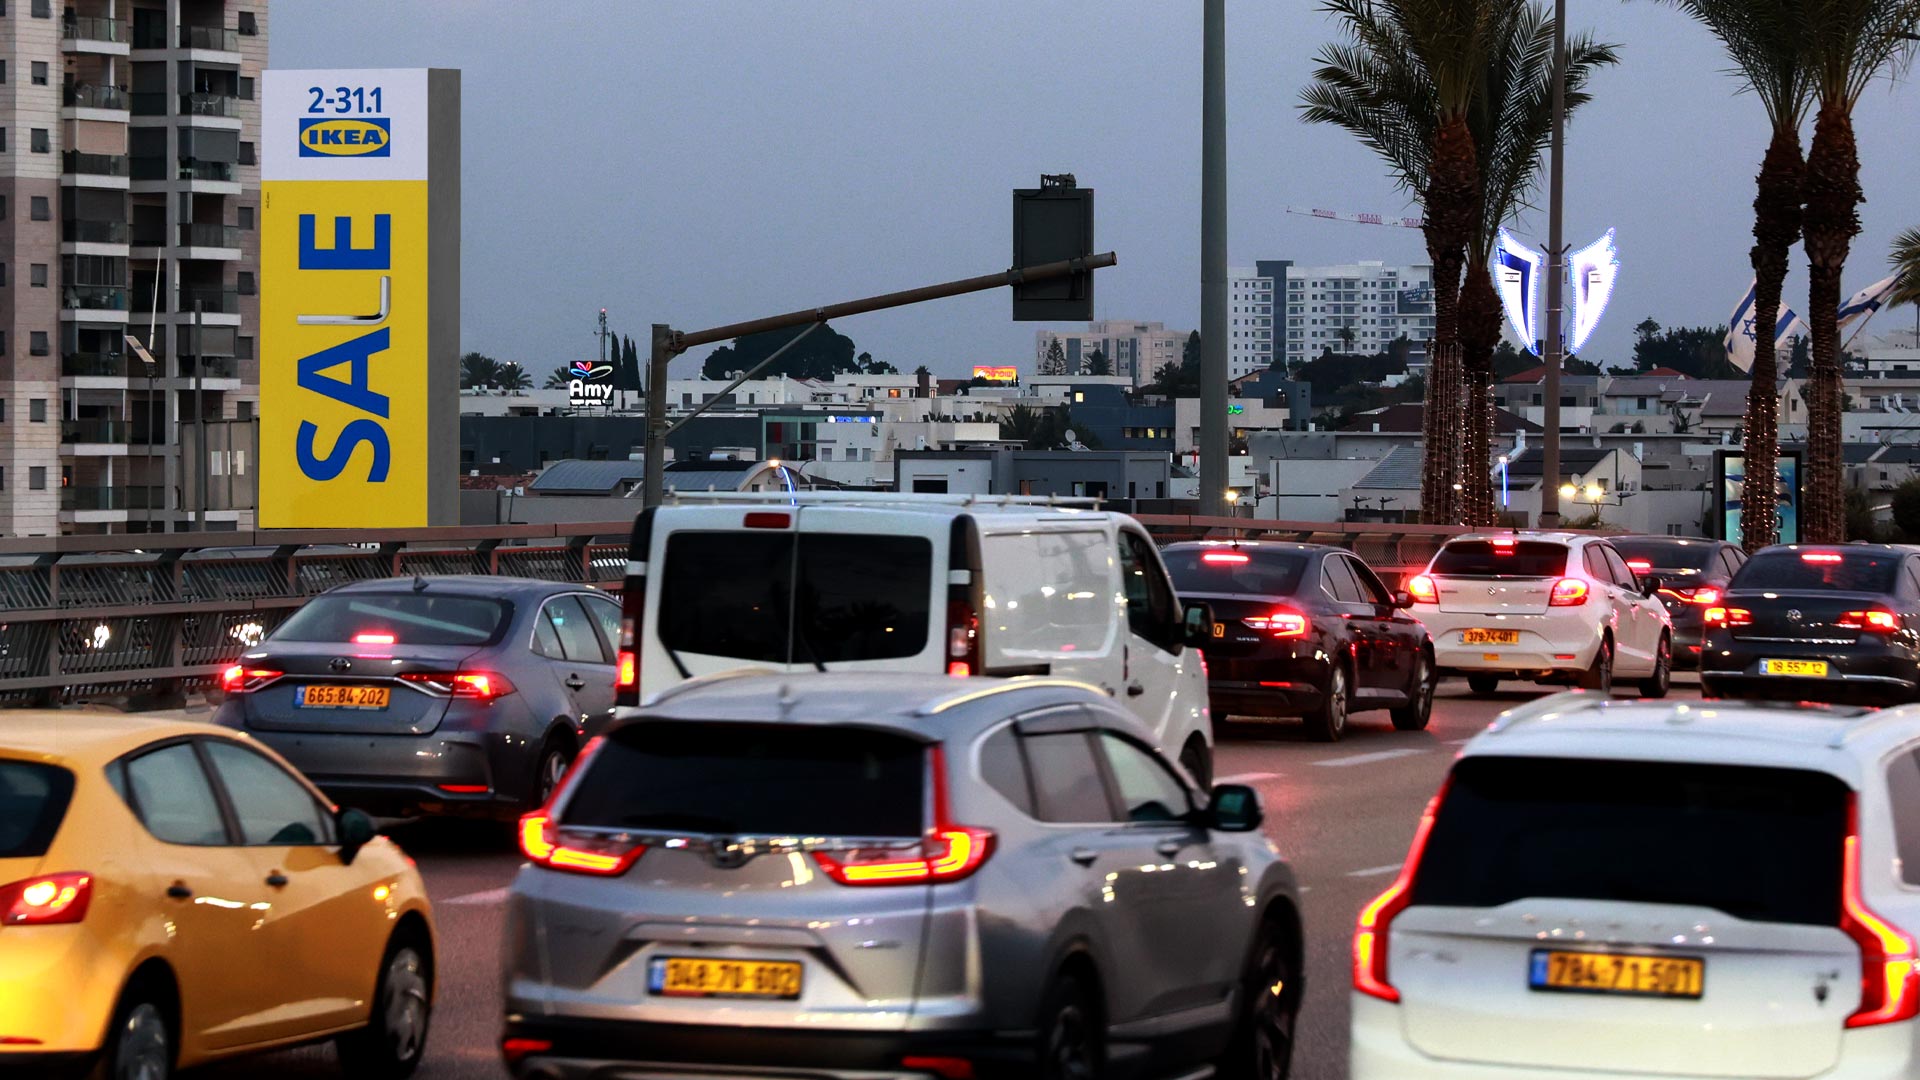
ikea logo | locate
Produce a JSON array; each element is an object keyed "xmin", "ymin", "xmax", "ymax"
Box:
[{"xmin": 299, "ymin": 118, "xmax": 391, "ymax": 158}]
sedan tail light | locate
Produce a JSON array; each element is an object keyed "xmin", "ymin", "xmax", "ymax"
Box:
[
  {"xmin": 1703, "ymin": 606, "xmax": 1752, "ymax": 628},
  {"xmin": 1659, "ymin": 585, "xmax": 1721, "ymax": 605},
  {"xmin": 815, "ymin": 745, "xmax": 994, "ymax": 887},
  {"xmin": 219, "ymin": 666, "xmax": 282, "ymax": 693},
  {"xmin": 1839, "ymin": 609, "xmax": 1902, "ymax": 634},
  {"xmin": 398, "ymin": 671, "xmax": 515, "ymax": 699},
  {"xmin": 1841, "ymin": 798, "xmax": 1919, "ymax": 1027},
  {"xmin": 1548, "ymin": 578, "xmax": 1589, "ymax": 607},
  {"xmin": 0, "ymin": 872, "xmax": 92, "ymax": 927},
  {"xmin": 1243, "ymin": 608, "xmax": 1310, "ymax": 638},
  {"xmin": 1406, "ymin": 575, "xmax": 1438, "ymax": 604}
]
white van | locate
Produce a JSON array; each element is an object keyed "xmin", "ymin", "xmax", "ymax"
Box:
[{"xmin": 612, "ymin": 493, "xmax": 1219, "ymax": 783}]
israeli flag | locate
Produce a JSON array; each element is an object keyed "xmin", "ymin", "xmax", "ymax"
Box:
[
  {"xmin": 1724, "ymin": 279, "xmax": 1803, "ymax": 373},
  {"xmin": 1838, "ymin": 274, "xmax": 1899, "ymax": 347}
]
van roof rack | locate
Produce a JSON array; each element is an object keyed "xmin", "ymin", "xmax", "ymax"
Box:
[{"xmin": 658, "ymin": 491, "xmax": 1104, "ymax": 510}]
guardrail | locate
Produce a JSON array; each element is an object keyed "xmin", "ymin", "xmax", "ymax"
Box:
[{"xmin": 0, "ymin": 514, "xmax": 1473, "ymax": 706}]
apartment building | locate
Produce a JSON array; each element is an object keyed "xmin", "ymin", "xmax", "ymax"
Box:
[
  {"xmin": 1034, "ymin": 319, "xmax": 1187, "ymax": 386},
  {"xmin": 1276, "ymin": 259, "xmax": 1435, "ymax": 374},
  {"xmin": 0, "ymin": 0, "xmax": 263, "ymax": 535},
  {"xmin": 1228, "ymin": 260, "xmax": 1285, "ymax": 380}
]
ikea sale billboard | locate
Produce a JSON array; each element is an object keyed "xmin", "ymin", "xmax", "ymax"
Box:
[{"xmin": 261, "ymin": 69, "xmax": 460, "ymax": 527}]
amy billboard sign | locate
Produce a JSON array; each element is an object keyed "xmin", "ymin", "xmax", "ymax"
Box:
[
  {"xmin": 261, "ymin": 68, "xmax": 460, "ymax": 527},
  {"xmin": 972, "ymin": 366, "xmax": 1018, "ymax": 382}
]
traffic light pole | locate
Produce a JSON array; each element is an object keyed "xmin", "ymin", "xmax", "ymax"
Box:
[
  {"xmin": 642, "ymin": 251, "xmax": 1118, "ymax": 507},
  {"xmin": 1200, "ymin": 0, "xmax": 1229, "ymax": 518}
]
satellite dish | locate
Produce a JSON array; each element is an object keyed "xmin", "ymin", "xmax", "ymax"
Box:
[{"xmin": 1064, "ymin": 429, "xmax": 1078, "ymax": 443}]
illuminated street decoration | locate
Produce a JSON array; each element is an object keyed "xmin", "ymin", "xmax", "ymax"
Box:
[
  {"xmin": 1495, "ymin": 229, "xmax": 1618, "ymax": 357},
  {"xmin": 1495, "ymin": 229, "xmax": 1543, "ymax": 354},
  {"xmin": 1567, "ymin": 229, "xmax": 1619, "ymax": 354}
]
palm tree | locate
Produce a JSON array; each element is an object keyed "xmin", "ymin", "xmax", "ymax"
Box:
[
  {"xmin": 543, "ymin": 366, "xmax": 572, "ymax": 389},
  {"xmin": 459, "ymin": 351, "xmax": 501, "ymax": 390},
  {"xmin": 1304, "ymin": 0, "xmax": 1506, "ymax": 525},
  {"xmin": 1799, "ymin": 0, "xmax": 1920, "ymax": 541},
  {"xmin": 497, "ymin": 362, "xmax": 533, "ymax": 393},
  {"xmin": 1893, "ymin": 226, "xmax": 1920, "ymax": 310}
]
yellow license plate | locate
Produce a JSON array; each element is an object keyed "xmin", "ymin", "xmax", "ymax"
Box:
[
  {"xmin": 297, "ymin": 684, "xmax": 391, "ymax": 709},
  {"xmin": 1463, "ymin": 629, "xmax": 1520, "ymax": 645},
  {"xmin": 651, "ymin": 957, "xmax": 803, "ymax": 999},
  {"xmin": 1761, "ymin": 659, "xmax": 1829, "ymax": 677},
  {"xmin": 1531, "ymin": 949, "xmax": 1703, "ymax": 999}
]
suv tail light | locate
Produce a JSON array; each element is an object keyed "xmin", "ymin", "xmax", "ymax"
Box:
[
  {"xmin": 519, "ymin": 739, "xmax": 642, "ymax": 876},
  {"xmin": 399, "ymin": 671, "xmax": 515, "ymax": 699},
  {"xmin": 219, "ymin": 666, "xmax": 282, "ymax": 693},
  {"xmin": 1703, "ymin": 606, "xmax": 1752, "ymax": 627},
  {"xmin": 815, "ymin": 745, "xmax": 994, "ymax": 887},
  {"xmin": 1839, "ymin": 609, "xmax": 1902, "ymax": 634},
  {"xmin": 1244, "ymin": 608, "xmax": 1310, "ymax": 637},
  {"xmin": 0, "ymin": 872, "xmax": 92, "ymax": 927},
  {"xmin": 1406, "ymin": 575, "xmax": 1438, "ymax": 604},
  {"xmin": 1548, "ymin": 578, "xmax": 1589, "ymax": 607},
  {"xmin": 1355, "ymin": 782, "xmax": 1448, "ymax": 1002},
  {"xmin": 1841, "ymin": 799, "xmax": 1919, "ymax": 1027}
]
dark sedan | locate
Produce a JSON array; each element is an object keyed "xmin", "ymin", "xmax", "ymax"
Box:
[
  {"xmin": 1164, "ymin": 541, "xmax": 1435, "ymax": 741},
  {"xmin": 1610, "ymin": 535, "xmax": 1747, "ymax": 669},
  {"xmin": 213, "ymin": 575, "xmax": 622, "ymax": 819},
  {"xmin": 1700, "ymin": 544, "xmax": 1920, "ymax": 705}
]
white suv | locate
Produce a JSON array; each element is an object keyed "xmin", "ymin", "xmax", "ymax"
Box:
[
  {"xmin": 1352, "ymin": 693, "xmax": 1920, "ymax": 1080},
  {"xmin": 1409, "ymin": 531, "xmax": 1672, "ymax": 696}
]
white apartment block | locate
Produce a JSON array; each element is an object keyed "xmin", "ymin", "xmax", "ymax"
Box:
[
  {"xmin": 1034, "ymin": 319, "xmax": 1187, "ymax": 386},
  {"xmin": 1278, "ymin": 260, "xmax": 1436, "ymax": 372},
  {"xmin": 1228, "ymin": 261, "xmax": 1286, "ymax": 380}
]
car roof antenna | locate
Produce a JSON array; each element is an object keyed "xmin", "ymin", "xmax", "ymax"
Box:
[{"xmin": 412, "ymin": 574, "xmax": 428, "ymax": 592}]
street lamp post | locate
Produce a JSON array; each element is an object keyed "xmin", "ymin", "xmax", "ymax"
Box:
[{"xmin": 1539, "ymin": 0, "xmax": 1568, "ymax": 528}]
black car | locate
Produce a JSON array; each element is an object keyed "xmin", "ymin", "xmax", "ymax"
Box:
[
  {"xmin": 213, "ymin": 575, "xmax": 622, "ymax": 818},
  {"xmin": 1700, "ymin": 543, "xmax": 1920, "ymax": 705},
  {"xmin": 1164, "ymin": 541, "xmax": 1435, "ymax": 741},
  {"xmin": 1609, "ymin": 536, "xmax": 1747, "ymax": 669}
]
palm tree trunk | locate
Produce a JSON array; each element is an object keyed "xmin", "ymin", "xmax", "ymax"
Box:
[
  {"xmin": 1740, "ymin": 124, "xmax": 1806, "ymax": 552},
  {"xmin": 1460, "ymin": 261, "xmax": 1502, "ymax": 527},
  {"xmin": 1802, "ymin": 102, "xmax": 1862, "ymax": 544},
  {"xmin": 1420, "ymin": 115, "xmax": 1478, "ymax": 526}
]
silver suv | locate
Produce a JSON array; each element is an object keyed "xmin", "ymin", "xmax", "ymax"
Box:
[{"xmin": 501, "ymin": 673, "xmax": 1303, "ymax": 1080}]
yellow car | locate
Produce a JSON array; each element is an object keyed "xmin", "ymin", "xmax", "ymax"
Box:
[{"xmin": 0, "ymin": 714, "xmax": 436, "ymax": 1079}]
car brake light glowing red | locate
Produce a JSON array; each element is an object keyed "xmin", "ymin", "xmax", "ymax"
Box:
[
  {"xmin": 1202, "ymin": 551, "xmax": 1251, "ymax": 564},
  {"xmin": 1491, "ymin": 536, "xmax": 1516, "ymax": 549},
  {"xmin": 1703, "ymin": 606, "xmax": 1752, "ymax": 627},
  {"xmin": 0, "ymin": 872, "xmax": 92, "ymax": 926},
  {"xmin": 1625, "ymin": 559, "xmax": 1652, "ymax": 572},
  {"xmin": 815, "ymin": 745, "xmax": 994, "ymax": 887},
  {"xmin": 1659, "ymin": 584, "xmax": 1722, "ymax": 605},
  {"xmin": 902, "ymin": 1056, "xmax": 975, "ymax": 1080},
  {"xmin": 1244, "ymin": 608, "xmax": 1310, "ymax": 637},
  {"xmin": 437, "ymin": 784, "xmax": 489, "ymax": 794},
  {"xmin": 743, "ymin": 511, "xmax": 790, "ymax": 529},
  {"xmin": 398, "ymin": 671, "xmax": 515, "ymax": 699},
  {"xmin": 1840, "ymin": 800, "xmax": 1919, "ymax": 1028},
  {"xmin": 516, "ymin": 812, "xmax": 646, "ymax": 876},
  {"xmin": 1406, "ymin": 575, "xmax": 1438, "ymax": 604},
  {"xmin": 1548, "ymin": 578, "xmax": 1589, "ymax": 606},
  {"xmin": 1803, "ymin": 552, "xmax": 1845, "ymax": 563},
  {"xmin": 501, "ymin": 1037, "xmax": 553, "ymax": 1067},
  {"xmin": 1355, "ymin": 781, "xmax": 1450, "ymax": 1002},
  {"xmin": 352, "ymin": 632, "xmax": 396, "ymax": 645},
  {"xmin": 946, "ymin": 661, "xmax": 971, "ymax": 677},
  {"xmin": 616, "ymin": 650, "xmax": 637, "ymax": 688},
  {"xmin": 1839, "ymin": 609, "xmax": 1901, "ymax": 633},
  {"xmin": 219, "ymin": 665, "xmax": 282, "ymax": 693}
]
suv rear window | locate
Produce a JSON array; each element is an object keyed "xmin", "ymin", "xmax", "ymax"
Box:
[
  {"xmin": 1411, "ymin": 757, "xmax": 1847, "ymax": 926},
  {"xmin": 1430, "ymin": 541, "xmax": 1570, "ymax": 578},
  {"xmin": 1163, "ymin": 548, "xmax": 1308, "ymax": 596},
  {"xmin": 271, "ymin": 593, "xmax": 508, "ymax": 646},
  {"xmin": 658, "ymin": 532, "xmax": 932, "ymax": 665},
  {"xmin": 1610, "ymin": 539, "xmax": 1716, "ymax": 572},
  {"xmin": 0, "ymin": 760, "xmax": 75, "ymax": 858},
  {"xmin": 563, "ymin": 722, "xmax": 925, "ymax": 838},
  {"xmin": 1733, "ymin": 550, "xmax": 1900, "ymax": 593}
]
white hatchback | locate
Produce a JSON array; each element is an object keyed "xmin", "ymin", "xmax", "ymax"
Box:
[
  {"xmin": 1408, "ymin": 531, "xmax": 1672, "ymax": 697},
  {"xmin": 1352, "ymin": 692, "xmax": 1920, "ymax": 1080}
]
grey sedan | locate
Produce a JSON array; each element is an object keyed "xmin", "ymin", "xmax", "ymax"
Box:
[
  {"xmin": 502, "ymin": 672, "xmax": 1304, "ymax": 1080},
  {"xmin": 213, "ymin": 575, "xmax": 622, "ymax": 819}
]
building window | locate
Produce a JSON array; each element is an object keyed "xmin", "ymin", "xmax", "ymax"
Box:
[
  {"xmin": 29, "ymin": 467, "xmax": 45, "ymax": 491},
  {"xmin": 237, "ymin": 271, "xmax": 255, "ymax": 295},
  {"xmin": 29, "ymin": 263, "xmax": 45, "ymax": 287},
  {"xmin": 29, "ymin": 398, "xmax": 45, "ymax": 422},
  {"xmin": 30, "ymin": 129, "xmax": 47, "ymax": 153},
  {"xmin": 0, "ymin": 129, "xmax": 8, "ymax": 153},
  {"xmin": 29, "ymin": 332, "xmax": 48, "ymax": 356},
  {"xmin": 238, "ymin": 10, "xmax": 258, "ymax": 34},
  {"xmin": 29, "ymin": 196, "xmax": 47, "ymax": 221},
  {"xmin": 237, "ymin": 77, "xmax": 254, "ymax": 100},
  {"xmin": 30, "ymin": 62, "xmax": 47, "ymax": 86},
  {"xmin": 238, "ymin": 142, "xmax": 255, "ymax": 166},
  {"xmin": 237, "ymin": 335, "xmax": 254, "ymax": 359},
  {"xmin": 31, "ymin": 0, "xmax": 49, "ymax": 16},
  {"xmin": 237, "ymin": 205, "xmax": 254, "ymax": 230},
  {"xmin": 236, "ymin": 400, "xmax": 253, "ymax": 420}
]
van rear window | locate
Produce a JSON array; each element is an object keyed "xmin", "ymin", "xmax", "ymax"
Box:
[
  {"xmin": 562, "ymin": 722, "xmax": 924, "ymax": 838},
  {"xmin": 1430, "ymin": 541, "xmax": 1570, "ymax": 579},
  {"xmin": 1411, "ymin": 756, "xmax": 1847, "ymax": 926},
  {"xmin": 658, "ymin": 532, "xmax": 932, "ymax": 665},
  {"xmin": 0, "ymin": 760, "xmax": 75, "ymax": 859}
]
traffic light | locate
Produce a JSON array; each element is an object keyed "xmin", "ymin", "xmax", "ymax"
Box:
[{"xmin": 1012, "ymin": 174, "xmax": 1094, "ymax": 321}]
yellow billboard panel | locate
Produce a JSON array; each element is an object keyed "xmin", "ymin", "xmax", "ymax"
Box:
[{"xmin": 972, "ymin": 365, "xmax": 1018, "ymax": 382}]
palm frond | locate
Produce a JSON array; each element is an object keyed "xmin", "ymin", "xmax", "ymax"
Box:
[
  {"xmin": 1893, "ymin": 226, "xmax": 1920, "ymax": 309},
  {"xmin": 1801, "ymin": 0, "xmax": 1920, "ymax": 106}
]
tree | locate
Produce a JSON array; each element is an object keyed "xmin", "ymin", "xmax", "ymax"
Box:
[
  {"xmin": 913, "ymin": 364, "xmax": 931, "ymax": 376},
  {"xmin": 1799, "ymin": 0, "xmax": 1920, "ymax": 542},
  {"xmin": 1892, "ymin": 477, "xmax": 1920, "ymax": 538},
  {"xmin": 1042, "ymin": 338, "xmax": 1068, "ymax": 376},
  {"xmin": 700, "ymin": 323, "xmax": 860, "ymax": 380},
  {"xmin": 1652, "ymin": 0, "xmax": 1815, "ymax": 551},
  {"xmin": 1084, "ymin": 348, "xmax": 1111, "ymax": 376},
  {"xmin": 543, "ymin": 365, "xmax": 571, "ymax": 389},
  {"xmin": 496, "ymin": 362, "xmax": 532, "ymax": 393},
  {"xmin": 460, "ymin": 351, "xmax": 502, "ymax": 390},
  {"xmin": 1891, "ymin": 226, "xmax": 1920, "ymax": 311},
  {"xmin": 1630, "ymin": 324, "xmax": 1743, "ymax": 378},
  {"xmin": 614, "ymin": 335, "xmax": 642, "ymax": 393},
  {"xmin": 1336, "ymin": 325, "xmax": 1359, "ymax": 353}
]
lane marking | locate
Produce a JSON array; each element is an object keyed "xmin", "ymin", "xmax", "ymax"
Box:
[
  {"xmin": 1445, "ymin": 737, "xmax": 1476, "ymax": 746},
  {"xmin": 443, "ymin": 886, "xmax": 510, "ymax": 907},
  {"xmin": 1313, "ymin": 748, "xmax": 1427, "ymax": 768},
  {"xmin": 1216, "ymin": 771, "xmax": 1281, "ymax": 784},
  {"xmin": 1346, "ymin": 863, "xmax": 1404, "ymax": 878}
]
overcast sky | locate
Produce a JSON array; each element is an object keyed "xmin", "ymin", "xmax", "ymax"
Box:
[{"xmin": 271, "ymin": 1, "xmax": 1920, "ymax": 377}]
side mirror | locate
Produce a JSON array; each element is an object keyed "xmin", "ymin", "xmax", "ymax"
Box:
[
  {"xmin": 336, "ymin": 807, "xmax": 376, "ymax": 865},
  {"xmin": 1391, "ymin": 590, "xmax": 1414, "ymax": 610},
  {"xmin": 1641, "ymin": 575, "xmax": 1662, "ymax": 600},
  {"xmin": 1205, "ymin": 783, "xmax": 1264, "ymax": 832},
  {"xmin": 1181, "ymin": 602, "xmax": 1216, "ymax": 647}
]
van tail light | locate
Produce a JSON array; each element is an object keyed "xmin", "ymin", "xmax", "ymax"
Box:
[
  {"xmin": 1548, "ymin": 579, "xmax": 1589, "ymax": 607},
  {"xmin": 1406, "ymin": 575, "xmax": 1438, "ymax": 604},
  {"xmin": 399, "ymin": 671, "xmax": 515, "ymax": 700},
  {"xmin": 1841, "ymin": 799, "xmax": 1919, "ymax": 1028},
  {"xmin": 618, "ymin": 507, "xmax": 655, "ymax": 708},
  {"xmin": 1355, "ymin": 781, "xmax": 1449, "ymax": 1002},
  {"xmin": 1703, "ymin": 606, "xmax": 1752, "ymax": 628},
  {"xmin": 0, "ymin": 872, "xmax": 93, "ymax": 926},
  {"xmin": 1839, "ymin": 609, "xmax": 1902, "ymax": 634},
  {"xmin": 945, "ymin": 518, "xmax": 983, "ymax": 679},
  {"xmin": 219, "ymin": 666, "xmax": 282, "ymax": 693},
  {"xmin": 616, "ymin": 615, "xmax": 638, "ymax": 689},
  {"xmin": 815, "ymin": 745, "xmax": 994, "ymax": 887},
  {"xmin": 1244, "ymin": 608, "xmax": 1310, "ymax": 638},
  {"xmin": 946, "ymin": 598, "xmax": 979, "ymax": 678}
]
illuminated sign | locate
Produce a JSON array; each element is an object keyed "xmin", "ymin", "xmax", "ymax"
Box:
[
  {"xmin": 568, "ymin": 359, "xmax": 613, "ymax": 409},
  {"xmin": 972, "ymin": 365, "xmax": 1017, "ymax": 382},
  {"xmin": 1496, "ymin": 228, "xmax": 1619, "ymax": 357},
  {"xmin": 1567, "ymin": 229, "xmax": 1619, "ymax": 354},
  {"xmin": 1495, "ymin": 228, "xmax": 1543, "ymax": 355},
  {"xmin": 262, "ymin": 69, "xmax": 461, "ymax": 527}
]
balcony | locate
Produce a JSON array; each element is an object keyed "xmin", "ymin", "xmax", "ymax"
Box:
[
  {"xmin": 179, "ymin": 26, "xmax": 240, "ymax": 52},
  {"xmin": 64, "ymin": 85, "xmax": 129, "ymax": 111},
  {"xmin": 62, "ymin": 15, "xmax": 130, "ymax": 50},
  {"xmin": 179, "ymin": 286, "xmax": 240, "ymax": 315},
  {"xmin": 178, "ymin": 222, "xmax": 240, "ymax": 248},
  {"xmin": 180, "ymin": 93, "xmax": 240, "ymax": 119},
  {"xmin": 130, "ymin": 92, "xmax": 168, "ymax": 117},
  {"xmin": 62, "ymin": 284, "xmax": 130, "ymax": 311},
  {"xmin": 62, "ymin": 419, "xmax": 133, "ymax": 445},
  {"xmin": 62, "ymin": 151, "xmax": 129, "ymax": 178},
  {"xmin": 63, "ymin": 485, "xmax": 164, "ymax": 512},
  {"xmin": 63, "ymin": 352, "xmax": 139, "ymax": 378},
  {"xmin": 180, "ymin": 160, "xmax": 236, "ymax": 183},
  {"xmin": 62, "ymin": 220, "xmax": 130, "ymax": 245}
]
